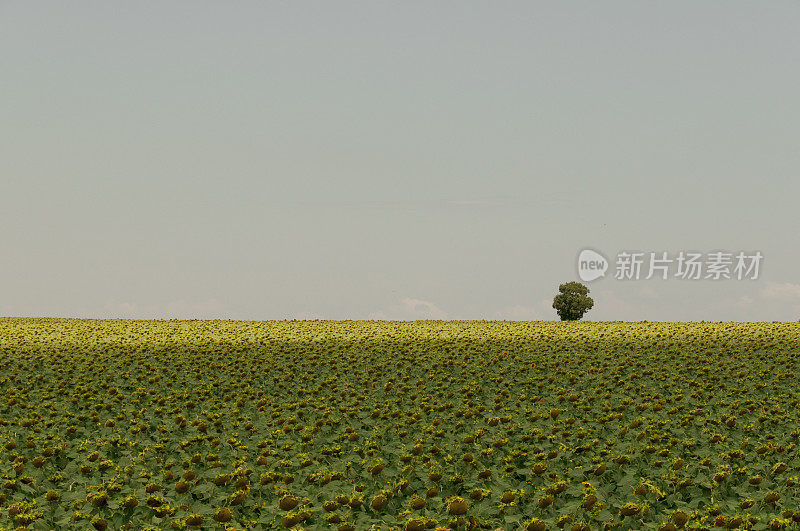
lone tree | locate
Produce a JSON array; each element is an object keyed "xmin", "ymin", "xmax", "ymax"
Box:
[{"xmin": 552, "ymin": 281, "xmax": 594, "ymax": 321}]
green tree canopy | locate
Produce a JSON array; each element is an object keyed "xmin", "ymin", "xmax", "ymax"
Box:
[{"xmin": 552, "ymin": 281, "xmax": 594, "ymax": 321}]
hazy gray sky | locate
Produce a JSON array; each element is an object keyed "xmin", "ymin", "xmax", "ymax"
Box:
[{"xmin": 2, "ymin": 2, "xmax": 799, "ymax": 321}]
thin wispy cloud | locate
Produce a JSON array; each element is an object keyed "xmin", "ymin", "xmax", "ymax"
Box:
[
  {"xmin": 760, "ymin": 282, "xmax": 800, "ymax": 301},
  {"xmin": 102, "ymin": 299, "xmax": 228, "ymax": 320},
  {"xmin": 369, "ymin": 297, "xmax": 448, "ymax": 320}
]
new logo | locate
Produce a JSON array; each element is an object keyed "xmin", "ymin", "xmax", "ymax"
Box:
[{"xmin": 577, "ymin": 249, "xmax": 608, "ymax": 282}]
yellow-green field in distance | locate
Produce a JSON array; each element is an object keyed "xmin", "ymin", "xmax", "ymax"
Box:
[{"xmin": 1, "ymin": 319, "xmax": 799, "ymax": 530}]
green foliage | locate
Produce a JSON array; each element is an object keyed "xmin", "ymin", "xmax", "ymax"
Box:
[
  {"xmin": 0, "ymin": 319, "xmax": 799, "ymax": 529},
  {"xmin": 552, "ymin": 281, "xmax": 594, "ymax": 321}
]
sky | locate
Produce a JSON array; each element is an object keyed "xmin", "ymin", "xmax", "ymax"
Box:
[{"xmin": 1, "ymin": 1, "xmax": 799, "ymax": 321}]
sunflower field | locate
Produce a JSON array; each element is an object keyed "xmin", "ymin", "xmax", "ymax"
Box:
[{"xmin": 1, "ymin": 318, "xmax": 800, "ymax": 530}]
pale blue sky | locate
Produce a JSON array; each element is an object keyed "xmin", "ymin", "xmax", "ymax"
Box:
[{"xmin": 2, "ymin": 2, "xmax": 799, "ymax": 321}]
